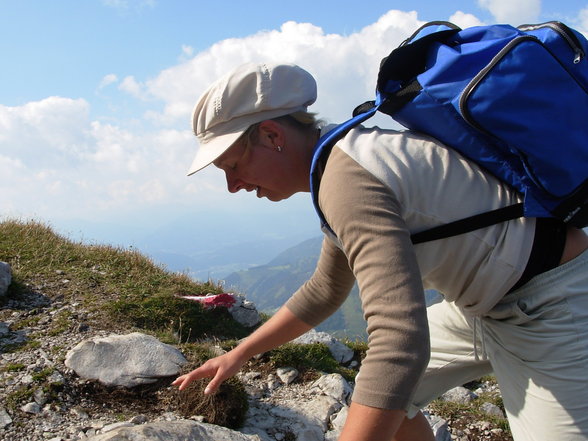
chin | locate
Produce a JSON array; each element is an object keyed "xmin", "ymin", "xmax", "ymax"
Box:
[
  {"xmin": 265, "ymin": 192, "xmax": 293, "ymax": 202},
  {"xmin": 266, "ymin": 195, "xmax": 285, "ymax": 202}
]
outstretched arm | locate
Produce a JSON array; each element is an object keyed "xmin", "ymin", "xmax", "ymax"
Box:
[{"xmin": 172, "ymin": 305, "xmax": 313, "ymax": 392}]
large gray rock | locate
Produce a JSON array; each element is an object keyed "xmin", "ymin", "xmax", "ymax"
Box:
[
  {"xmin": 65, "ymin": 332, "xmax": 187, "ymax": 387},
  {"xmin": 88, "ymin": 420, "xmax": 261, "ymax": 441},
  {"xmin": 293, "ymin": 329, "xmax": 354, "ymax": 364},
  {"xmin": 0, "ymin": 261, "xmax": 12, "ymax": 297}
]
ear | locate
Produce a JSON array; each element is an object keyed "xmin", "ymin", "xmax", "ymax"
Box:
[{"xmin": 257, "ymin": 120, "xmax": 285, "ymax": 149}]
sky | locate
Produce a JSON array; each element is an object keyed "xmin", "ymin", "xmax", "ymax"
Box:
[{"xmin": 1, "ymin": 0, "xmax": 587, "ymax": 251}]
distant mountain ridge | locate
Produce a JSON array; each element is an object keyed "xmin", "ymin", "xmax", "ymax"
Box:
[{"xmin": 224, "ymin": 237, "xmax": 368, "ymax": 339}]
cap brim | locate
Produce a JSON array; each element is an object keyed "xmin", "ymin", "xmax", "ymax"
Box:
[{"xmin": 186, "ymin": 130, "xmax": 244, "ymax": 176}]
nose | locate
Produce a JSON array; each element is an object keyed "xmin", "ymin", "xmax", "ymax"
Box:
[{"xmin": 225, "ymin": 171, "xmax": 245, "ymax": 193}]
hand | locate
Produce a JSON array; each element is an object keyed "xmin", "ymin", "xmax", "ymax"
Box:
[
  {"xmin": 172, "ymin": 306, "xmax": 312, "ymax": 393},
  {"xmin": 172, "ymin": 349, "xmax": 248, "ymax": 394}
]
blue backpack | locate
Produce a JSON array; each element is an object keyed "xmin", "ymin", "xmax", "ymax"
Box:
[{"xmin": 311, "ymin": 21, "xmax": 588, "ymax": 244}]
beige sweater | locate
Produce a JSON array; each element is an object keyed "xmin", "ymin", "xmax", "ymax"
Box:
[{"xmin": 285, "ymin": 125, "xmax": 535, "ymax": 411}]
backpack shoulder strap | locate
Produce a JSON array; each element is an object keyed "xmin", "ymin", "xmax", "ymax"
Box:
[{"xmin": 410, "ymin": 203, "xmax": 524, "ymax": 244}]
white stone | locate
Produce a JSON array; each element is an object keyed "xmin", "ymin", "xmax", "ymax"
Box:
[
  {"xmin": 441, "ymin": 386, "xmax": 477, "ymax": 404},
  {"xmin": 0, "ymin": 262, "xmax": 11, "ymax": 297},
  {"xmin": 310, "ymin": 373, "xmax": 353, "ymax": 404},
  {"xmin": 329, "ymin": 405, "xmax": 348, "ymax": 432},
  {"xmin": 21, "ymin": 402, "xmax": 41, "ymax": 414},
  {"xmin": 423, "ymin": 411, "xmax": 452, "ymax": 441},
  {"xmin": 480, "ymin": 401, "xmax": 505, "ymax": 418},
  {"xmin": 101, "ymin": 422, "xmax": 134, "ymax": 433},
  {"xmin": 0, "ymin": 407, "xmax": 12, "ymax": 429},
  {"xmin": 229, "ymin": 297, "xmax": 261, "ymax": 327},
  {"xmin": 293, "ymin": 329, "xmax": 354, "ymax": 364},
  {"xmin": 276, "ymin": 367, "xmax": 299, "ymax": 385},
  {"xmin": 87, "ymin": 420, "xmax": 262, "ymax": 440},
  {"xmin": 65, "ymin": 332, "xmax": 187, "ymax": 387}
]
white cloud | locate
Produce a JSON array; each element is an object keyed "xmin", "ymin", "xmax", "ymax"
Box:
[
  {"xmin": 119, "ymin": 75, "xmax": 146, "ymax": 99},
  {"xmin": 478, "ymin": 0, "xmax": 541, "ymax": 24},
  {"xmin": 99, "ymin": 74, "xmax": 119, "ymax": 89},
  {"xmin": 579, "ymin": 8, "xmax": 588, "ymax": 37},
  {"xmin": 0, "ymin": 97, "xmax": 91, "ymax": 167},
  {"xmin": 449, "ymin": 11, "xmax": 485, "ymax": 28}
]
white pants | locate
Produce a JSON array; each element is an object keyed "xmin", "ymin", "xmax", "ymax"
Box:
[{"xmin": 409, "ymin": 248, "xmax": 588, "ymax": 441}]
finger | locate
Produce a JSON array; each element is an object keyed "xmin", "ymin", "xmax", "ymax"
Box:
[
  {"xmin": 174, "ymin": 369, "xmax": 205, "ymax": 390},
  {"xmin": 177, "ymin": 376, "xmax": 195, "ymax": 391},
  {"xmin": 173, "ymin": 361, "xmax": 218, "ymax": 387},
  {"xmin": 171, "ymin": 375, "xmax": 187, "ymax": 386},
  {"xmin": 203, "ymin": 371, "xmax": 226, "ymax": 395}
]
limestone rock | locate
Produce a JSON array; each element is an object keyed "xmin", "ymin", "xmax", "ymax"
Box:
[
  {"xmin": 480, "ymin": 401, "xmax": 505, "ymax": 418},
  {"xmin": 65, "ymin": 332, "xmax": 187, "ymax": 387},
  {"xmin": 309, "ymin": 373, "xmax": 353, "ymax": 405},
  {"xmin": 0, "ymin": 261, "xmax": 12, "ymax": 297},
  {"xmin": 0, "ymin": 322, "xmax": 9, "ymax": 337},
  {"xmin": 293, "ymin": 329, "xmax": 354, "ymax": 364},
  {"xmin": 0, "ymin": 407, "xmax": 12, "ymax": 429},
  {"xmin": 441, "ymin": 386, "xmax": 477, "ymax": 404},
  {"xmin": 87, "ymin": 420, "xmax": 261, "ymax": 441},
  {"xmin": 423, "ymin": 410, "xmax": 452, "ymax": 441},
  {"xmin": 276, "ymin": 367, "xmax": 299, "ymax": 385}
]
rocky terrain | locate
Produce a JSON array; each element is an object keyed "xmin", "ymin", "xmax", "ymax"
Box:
[{"xmin": 0, "ymin": 220, "xmax": 512, "ymax": 441}]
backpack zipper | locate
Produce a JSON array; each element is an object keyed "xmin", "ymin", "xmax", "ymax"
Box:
[
  {"xmin": 459, "ymin": 36, "xmax": 535, "ymax": 135},
  {"xmin": 519, "ymin": 21, "xmax": 585, "ymax": 64},
  {"xmin": 458, "ymin": 35, "xmax": 561, "ymax": 197}
]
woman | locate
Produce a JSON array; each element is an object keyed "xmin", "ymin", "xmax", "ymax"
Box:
[{"xmin": 173, "ymin": 62, "xmax": 588, "ymax": 441}]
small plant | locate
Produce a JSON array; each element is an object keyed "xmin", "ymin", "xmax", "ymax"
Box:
[
  {"xmin": 11, "ymin": 316, "xmax": 41, "ymax": 330},
  {"xmin": 173, "ymin": 376, "xmax": 248, "ymax": 429},
  {"xmin": 267, "ymin": 342, "xmax": 357, "ymax": 381},
  {"xmin": 48, "ymin": 310, "xmax": 73, "ymax": 336},
  {"xmin": 32, "ymin": 367, "xmax": 54, "ymax": 383},
  {"xmin": 1, "ymin": 363, "xmax": 25, "ymax": 373},
  {"xmin": 5, "ymin": 386, "xmax": 34, "ymax": 411}
]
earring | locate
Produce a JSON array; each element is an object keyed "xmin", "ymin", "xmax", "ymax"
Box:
[{"xmin": 276, "ymin": 146, "xmax": 282, "ymax": 152}]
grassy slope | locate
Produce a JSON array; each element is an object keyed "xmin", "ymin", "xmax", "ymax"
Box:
[{"xmin": 0, "ymin": 219, "xmax": 251, "ymax": 342}]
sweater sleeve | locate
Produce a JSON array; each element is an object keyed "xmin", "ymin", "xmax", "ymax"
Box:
[
  {"xmin": 285, "ymin": 236, "xmax": 356, "ymax": 327},
  {"xmin": 318, "ymin": 147, "xmax": 430, "ymax": 411}
]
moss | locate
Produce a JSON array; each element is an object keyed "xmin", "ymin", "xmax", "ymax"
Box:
[
  {"xmin": 1, "ymin": 363, "xmax": 25, "ymax": 373},
  {"xmin": 48, "ymin": 310, "xmax": 73, "ymax": 336},
  {"xmin": 267, "ymin": 342, "xmax": 357, "ymax": 381},
  {"xmin": 11, "ymin": 316, "xmax": 41, "ymax": 330},
  {"xmin": 5, "ymin": 386, "xmax": 34, "ymax": 411},
  {"xmin": 32, "ymin": 367, "xmax": 54, "ymax": 383}
]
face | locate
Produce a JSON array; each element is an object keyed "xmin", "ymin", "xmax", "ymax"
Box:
[{"xmin": 212, "ymin": 136, "xmax": 301, "ymax": 202}]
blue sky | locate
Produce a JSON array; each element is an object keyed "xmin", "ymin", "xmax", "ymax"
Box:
[{"xmin": 1, "ymin": 0, "xmax": 587, "ymax": 250}]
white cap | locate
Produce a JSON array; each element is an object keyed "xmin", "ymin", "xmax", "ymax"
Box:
[{"xmin": 187, "ymin": 62, "xmax": 317, "ymax": 175}]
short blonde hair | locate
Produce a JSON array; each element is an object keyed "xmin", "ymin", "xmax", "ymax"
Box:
[{"xmin": 238, "ymin": 111, "xmax": 323, "ymax": 148}]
